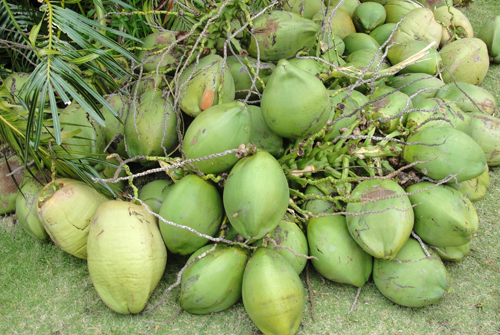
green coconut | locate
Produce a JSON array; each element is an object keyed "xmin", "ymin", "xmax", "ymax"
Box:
[
  {"xmin": 370, "ymin": 23, "xmax": 397, "ymax": 46},
  {"xmin": 223, "ymin": 152, "xmax": 289, "ymax": 240},
  {"xmin": 439, "ymin": 38, "xmax": 489, "ymax": 85},
  {"xmin": 180, "ymin": 244, "xmax": 249, "ymax": 314},
  {"xmin": 386, "ymin": 40, "xmax": 442, "ymax": 75},
  {"xmin": 100, "ymin": 94, "xmax": 129, "ymax": 157},
  {"xmin": 248, "ymin": 11, "xmax": 319, "ymax": 61},
  {"xmin": 477, "ymin": 15, "xmax": 500, "ymax": 64},
  {"xmin": 182, "ymin": 101, "xmax": 252, "ymax": 174},
  {"xmin": 344, "ymin": 33, "xmax": 381, "ymax": 56},
  {"xmin": 248, "ymin": 106, "xmax": 284, "ymax": 158},
  {"xmin": 450, "ymin": 166, "xmax": 489, "ymax": 202},
  {"xmin": 308, "ymin": 215, "xmax": 373, "ymax": 287},
  {"xmin": 345, "ymin": 49, "xmax": 391, "ymax": 72},
  {"xmin": 386, "ymin": 73, "xmax": 444, "ymax": 105},
  {"xmin": 430, "ymin": 243, "xmax": 470, "ymax": 262},
  {"xmin": 406, "ymin": 98, "xmax": 471, "ymax": 133},
  {"xmin": 16, "ymin": 174, "xmax": 48, "ymax": 240},
  {"xmin": 433, "ymin": 6, "xmax": 473, "ymax": 47},
  {"xmin": 366, "ymin": 84, "xmax": 412, "ymax": 133},
  {"xmin": 178, "ymin": 54, "xmax": 235, "ymax": 117},
  {"xmin": 37, "ymin": 178, "xmax": 108, "ymax": 259},
  {"xmin": 407, "ymin": 182, "xmax": 478, "ymax": 247},
  {"xmin": 324, "ymin": 93, "xmax": 360, "ymax": 142},
  {"xmin": 283, "ymin": 0, "xmax": 324, "ymax": 19},
  {"xmin": 261, "ymin": 59, "xmax": 330, "ymax": 140},
  {"xmin": 242, "ymin": 248, "xmax": 305, "ymax": 335},
  {"xmin": 55, "ymin": 103, "xmax": 106, "ymax": 163},
  {"xmin": 226, "ymin": 55, "xmax": 275, "ymax": 100},
  {"xmin": 416, "ymin": 0, "xmax": 453, "ymax": 9},
  {"xmin": 302, "ymin": 182, "xmax": 336, "ymax": 214},
  {"xmin": 389, "ymin": 8, "xmax": 442, "ymax": 47},
  {"xmin": 312, "ymin": 7, "xmax": 356, "ymax": 39},
  {"xmin": 384, "ymin": 0, "xmax": 423, "ymax": 24},
  {"xmin": 138, "ymin": 179, "xmax": 173, "ymax": 214},
  {"xmin": 353, "ymin": 2, "xmax": 387, "ymax": 33},
  {"xmin": 287, "ymin": 58, "xmax": 321, "ymax": 75},
  {"xmin": 434, "ymin": 82, "xmax": 497, "ymax": 115},
  {"xmin": 403, "ymin": 127, "xmax": 487, "ymax": 182},
  {"xmin": 324, "ymin": 0, "xmax": 361, "ymax": 17},
  {"xmin": 253, "ymin": 220, "xmax": 308, "ymax": 274},
  {"xmin": 346, "ymin": 179, "xmax": 414, "ymax": 260},
  {"xmin": 0, "ymin": 155, "xmax": 23, "ymax": 215},
  {"xmin": 124, "ymin": 89, "xmax": 178, "ymax": 163},
  {"xmin": 135, "ymin": 31, "xmax": 182, "ymax": 73},
  {"xmin": 374, "ymin": 238, "xmax": 453, "ymax": 307},
  {"xmin": 159, "ymin": 175, "xmax": 222, "ymax": 255},
  {"xmin": 87, "ymin": 200, "xmax": 167, "ymax": 314},
  {"xmin": 465, "ymin": 113, "xmax": 500, "ymax": 167}
]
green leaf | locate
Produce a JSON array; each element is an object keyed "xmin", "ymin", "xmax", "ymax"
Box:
[{"xmin": 28, "ymin": 18, "xmax": 43, "ymax": 49}]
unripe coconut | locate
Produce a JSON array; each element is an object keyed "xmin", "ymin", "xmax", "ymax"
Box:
[
  {"xmin": 312, "ymin": 7, "xmax": 356, "ymax": 39},
  {"xmin": 37, "ymin": 179, "xmax": 108, "ymax": 259},
  {"xmin": 387, "ymin": 73, "xmax": 444, "ymax": 105},
  {"xmin": 430, "ymin": 243, "xmax": 470, "ymax": 262},
  {"xmin": 403, "ymin": 127, "xmax": 487, "ymax": 182},
  {"xmin": 138, "ymin": 179, "xmax": 172, "ymax": 214},
  {"xmin": 407, "ymin": 182, "xmax": 478, "ymax": 247},
  {"xmin": 224, "ymin": 152, "xmax": 289, "ymax": 240},
  {"xmin": 253, "ymin": 220, "xmax": 308, "ymax": 274},
  {"xmin": 55, "ymin": 103, "xmax": 106, "ymax": 163},
  {"xmin": 283, "ymin": 0, "xmax": 324, "ymax": 19},
  {"xmin": 100, "ymin": 94, "xmax": 129, "ymax": 157},
  {"xmin": 16, "ymin": 174, "xmax": 48, "ymax": 240},
  {"xmin": 434, "ymin": 82, "xmax": 496, "ymax": 114},
  {"xmin": 389, "ymin": 8, "xmax": 442, "ymax": 47},
  {"xmin": 433, "ymin": 6, "xmax": 473, "ymax": 47},
  {"xmin": 247, "ymin": 105, "xmax": 284, "ymax": 158},
  {"xmin": 374, "ymin": 238, "xmax": 453, "ymax": 307},
  {"xmin": 477, "ymin": 15, "xmax": 500, "ymax": 64},
  {"xmin": 450, "ymin": 166, "xmax": 489, "ymax": 202},
  {"xmin": 226, "ymin": 56, "xmax": 275, "ymax": 100},
  {"xmin": 135, "ymin": 31, "xmax": 182, "ymax": 72},
  {"xmin": 178, "ymin": 54, "xmax": 235, "ymax": 117},
  {"xmin": 261, "ymin": 59, "xmax": 330, "ymax": 140},
  {"xmin": 384, "ymin": 0, "xmax": 423, "ymax": 24},
  {"xmin": 353, "ymin": 2, "xmax": 387, "ymax": 33},
  {"xmin": 387, "ymin": 40, "xmax": 442, "ymax": 75},
  {"xmin": 180, "ymin": 244, "xmax": 249, "ymax": 314},
  {"xmin": 464, "ymin": 113, "xmax": 500, "ymax": 167},
  {"xmin": 0, "ymin": 155, "xmax": 23, "ymax": 215},
  {"xmin": 248, "ymin": 11, "xmax": 319, "ymax": 61},
  {"xmin": 439, "ymin": 38, "xmax": 489, "ymax": 85},
  {"xmin": 406, "ymin": 98, "xmax": 470, "ymax": 133},
  {"xmin": 324, "ymin": 0, "xmax": 361, "ymax": 18},
  {"xmin": 343, "ymin": 33, "xmax": 381, "ymax": 56},
  {"xmin": 159, "ymin": 174, "xmax": 223, "ymax": 255},
  {"xmin": 182, "ymin": 101, "xmax": 252, "ymax": 174},
  {"xmin": 242, "ymin": 248, "xmax": 305, "ymax": 335},
  {"xmin": 370, "ymin": 23, "xmax": 397, "ymax": 46},
  {"xmin": 87, "ymin": 200, "xmax": 167, "ymax": 314},
  {"xmin": 124, "ymin": 89, "xmax": 178, "ymax": 164},
  {"xmin": 308, "ymin": 215, "xmax": 373, "ymax": 287},
  {"xmin": 301, "ymin": 182, "xmax": 336, "ymax": 214},
  {"xmin": 346, "ymin": 179, "xmax": 414, "ymax": 260}
]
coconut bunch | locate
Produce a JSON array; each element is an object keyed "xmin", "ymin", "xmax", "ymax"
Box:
[{"xmin": 3, "ymin": 0, "xmax": 500, "ymax": 334}]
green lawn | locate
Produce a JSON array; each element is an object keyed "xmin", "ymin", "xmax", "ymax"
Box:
[{"xmin": 1, "ymin": 1, "xmax": 500, "ymax": 334}]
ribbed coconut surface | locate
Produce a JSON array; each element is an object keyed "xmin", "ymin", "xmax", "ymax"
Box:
[{"xmin": 87, "ymin": 200, "xmax": 167, "ymax": 314}]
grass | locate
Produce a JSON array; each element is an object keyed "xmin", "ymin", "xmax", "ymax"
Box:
[{"xmin": 1, "ymin": 1, "xmax": 500, "ymax": 334}]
